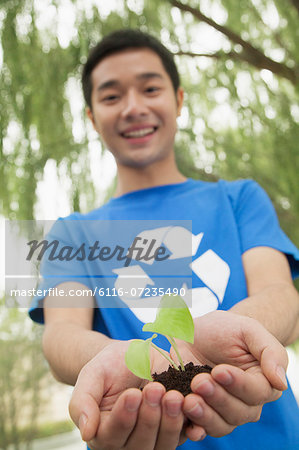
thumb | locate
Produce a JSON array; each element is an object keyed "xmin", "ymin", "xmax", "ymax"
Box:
[
  {"xmin": 260, "ymin": 344, "xmax": 288, "ymax": 391},
  {"xmin": 244, "ymin": 319, "xmax": 289, "ymax": 391},
  {"xmin": 69, "ymin": 364, "xmax": 103, "ymax": 442}
]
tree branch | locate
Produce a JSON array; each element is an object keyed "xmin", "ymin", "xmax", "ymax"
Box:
[
  {"xmin": 169, "ymin": 0, "xmax": 298, "ymax": 84},
  {"xmin": 175, "ymin": 50, "xmax": 227, "ymax": 58},
  {"xmin": 175, "ymin": 49, "xmax": 249, "ymax": 63}
]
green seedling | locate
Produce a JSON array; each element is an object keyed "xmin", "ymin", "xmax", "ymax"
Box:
[{"xmin": 125, "ymin": 294, "xmax": 194, "ymax": 381}]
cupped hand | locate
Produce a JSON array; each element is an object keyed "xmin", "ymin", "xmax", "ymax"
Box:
[
  {"xmin": 69, "ymin": 340, "xmax": 189, "ymax": 449},
  {"xmin": 170, "ymin": 310, "xmax": 288, "ymax": 439}
]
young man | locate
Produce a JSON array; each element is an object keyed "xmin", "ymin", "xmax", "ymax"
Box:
[{"xmin": 30, "ymin": 30, "xmax": 299, "ymax": 450}]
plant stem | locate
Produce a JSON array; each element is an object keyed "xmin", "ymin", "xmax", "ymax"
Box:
[
  {"xmin": 167, "ymin": 337, "xmax": 185, "ymax": 371},
  {"xmin": 151, "ymin": 343, "xmax": 180, "ymax": 370}
]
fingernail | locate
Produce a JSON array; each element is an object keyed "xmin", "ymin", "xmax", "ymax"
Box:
[
  {"xmin": 145, "ymin": 388, "xmax": 163, "ymax": 407},
  {"xmin": 166, "ymin": 400, "xmax": 182, "ymax": 417},
  {"xmin": 79, "ymin": 413, "xmax": 88, "ymax": 437},
  {"xmin": 194, "ymin": 380, "xmax": 214, "ymax": 396},
  {"xmin": 276, "ymin": 366, "xmax": 287, "ymax": 389},
  {"xmin": 186, "ymin": 403, "xmax": 203, "ymax": 418},
  {"xmin": 217, "ymin": 371, "xmax": 233, "ymax": 386},
  {"xmin": 200, "ymin": 432, "xmax": 207, "ymax": 441},
  {"xmin": 125, "ymin": 395, "xmax": 142, "ymax": 412}
]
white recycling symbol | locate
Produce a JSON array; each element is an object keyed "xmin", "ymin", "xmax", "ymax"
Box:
[{"xmin": 112, "ymin": 226, "xmax": 230, "ymax": 323}]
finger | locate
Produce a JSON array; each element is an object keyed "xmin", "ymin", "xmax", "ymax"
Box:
[
  {"xmin": 189, "ymin": 373, "xmax": 264, "ymax": 426},
  {"xmin": 88, "ymin": 388, "xmax": 142, "ymax": 449},
  {"xmin": 184, "ymin": 424, "xmax": 206, "ymax": 442},
  {"xmin": 260, "ymin": 344, "xmax": 288, "ymax": 391},
  {"xmin": 242, "ymin": 318, "xmax": 289, "ymax": 391},
  {"xmin": 176, "ymin": 412, "xmax": 206, "ymax": 444},
  {"xmin": 183, "ymin": 393, "xmax": 236, "ymax": 438},
  {"xmin": 69, "ymin": 365, "xmax": 105, "ymax": 442},
  {"xmin": 155, "ymin": 390, "xmax": 185, "ymax": 450},
  {"xmin": 125, "ymin": 382, "xmax": 165, "ymax": 450},
  {"xmin": 210, "ymin": 365, "xmax": 282, "ymax": 406}
]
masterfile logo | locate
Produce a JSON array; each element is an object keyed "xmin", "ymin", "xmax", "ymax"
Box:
[
  {"xmin": 26, "ymin": 236, "xmax": 170, "ymax": 267},
  {"xmin": 5, "ymin": 219, "xmax": 230, "ymax": 317},
  {"xmin": 5, "ymin": 220, "xmax": 193, "ymax": 309}
]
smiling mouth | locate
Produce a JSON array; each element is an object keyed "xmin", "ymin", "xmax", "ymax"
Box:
[{"xmin": 121, "ymin": 127, "xmax": 158, "ymax": 138}]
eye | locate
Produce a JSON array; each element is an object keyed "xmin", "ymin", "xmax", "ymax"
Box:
[
  {"xmin": 102, "ymin": 94, "xmax": 120, "ymax": 103},
  {"xmin": 145, "ymin": 86, "xmax": 160, "ymax": 94}
]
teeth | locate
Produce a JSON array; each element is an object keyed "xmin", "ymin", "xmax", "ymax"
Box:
[{"xmin": 123, "ymin": 127, "xmax": 155, "ymax": 138}]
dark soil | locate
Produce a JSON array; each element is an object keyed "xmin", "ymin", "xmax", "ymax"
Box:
[{"xmin": 152, "ymin": 362, "xmax": 212, "ymax": 396}]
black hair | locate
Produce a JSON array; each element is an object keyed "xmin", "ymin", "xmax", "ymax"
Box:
[{"xmin": 82, "ymin": 29, "xmax": 180, "ymax": 109}]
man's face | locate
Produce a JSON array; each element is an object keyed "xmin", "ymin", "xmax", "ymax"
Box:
[{"xmin": 87, "ymin": 48, "xmax": 183, "ymax": 169}]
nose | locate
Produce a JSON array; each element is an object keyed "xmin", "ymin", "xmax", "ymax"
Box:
[{"xmin": 121, "ymin": 89, "xmax": 148, "ymax": 119}]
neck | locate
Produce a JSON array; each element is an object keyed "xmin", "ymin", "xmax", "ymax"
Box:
[{"xmin": 114, "ymin": 156, "xmax": 186, "ymax": 197}]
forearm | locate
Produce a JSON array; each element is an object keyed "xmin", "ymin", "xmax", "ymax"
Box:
[
  {"xmin": 230, "ymin": 281, "xmax": 299, "ymax": 346},
  {"xmin": 42, "ymin": 321, "xmax": 114, "ymax": 386}
]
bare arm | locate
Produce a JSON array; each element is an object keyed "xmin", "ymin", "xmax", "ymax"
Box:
[
  {"xmin": 230, "ymin": 246, "xmax": 299, "ymax": 346},
  {"xmin": 42, "ymin": 281, "xmax": 113, "ymax": 386},
  {"xmin": 179, "ymin": 247, "xmax": 298, "ymax": 438}
]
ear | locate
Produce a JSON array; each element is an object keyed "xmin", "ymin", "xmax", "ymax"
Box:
[
  {"xmin": 86, "ymin": 107, "xmax": 96, "ymax": 130},
  {"xmin": 176, "ymin": 87, "xmax": 184, "ymax": 117}
]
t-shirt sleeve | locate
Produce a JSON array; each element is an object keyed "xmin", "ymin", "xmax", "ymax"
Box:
[
  {"xmin": 28, "ymin": 216, "xmax": 93, "ymax": 324},
  {"xmin": 224, "ymin": 179, "xmax": 299, "ymax": 278}
]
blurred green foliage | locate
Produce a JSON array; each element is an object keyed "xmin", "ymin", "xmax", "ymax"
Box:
[
  {"xmin": 1, "ymin": 0, "xmax": 298, "ymax": 247},
  {"xmin": 0, "ymin": 0, "xmax": 298, "ymax": 244},
  {"xmin": 0, "ymin": 299, "xmax": 50, "ymax": 449}
]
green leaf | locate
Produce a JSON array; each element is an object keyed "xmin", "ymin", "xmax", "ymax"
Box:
[
  {"xmin": 142, "ymin": 295, "xmax": 194, "ymax": 343},
  {"xmin": 125, "ymin": 338, "xmax": 153, "ymax": 380}
]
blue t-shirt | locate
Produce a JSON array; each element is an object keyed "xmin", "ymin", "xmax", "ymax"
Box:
[{"xmin": 29, "ymin": 178, "xmax": 299, "ymax": 450}]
